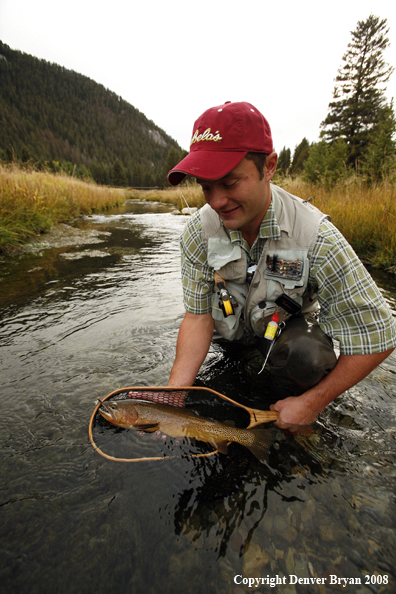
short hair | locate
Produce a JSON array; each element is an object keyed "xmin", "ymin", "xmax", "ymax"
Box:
[{"xmin": 245, "ymin": 152, "xmax": 268, "ymax": 180}]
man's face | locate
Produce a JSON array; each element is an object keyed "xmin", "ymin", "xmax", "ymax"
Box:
[{"xmin": 196, "ymin": 156, "xmax": 275, "ymax": 238}]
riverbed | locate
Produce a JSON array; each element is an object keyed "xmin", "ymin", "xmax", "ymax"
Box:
[{"xmin": 1, "ymin": 199, "xmax": 395, "ymax": 593}]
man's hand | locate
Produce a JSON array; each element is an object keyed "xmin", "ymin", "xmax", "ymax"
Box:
[
  {"xmin": 270, "ymin": 396, "xmax": 315, "ymax": 435},
  {"xmin": 270, "ymin": 348, "xmax": 394, "ymax": 434}
]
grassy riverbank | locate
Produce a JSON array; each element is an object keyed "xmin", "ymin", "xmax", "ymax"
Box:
[
  {"xmin": 1, "ymin": 165, "xmax": 395, "ymax": 272},
  {"xmin": 0, "ymin": 164, "xmax": 127, "ymax": 253},
  {"xmin": 140, "ymin": 177, "xmax": 396, "ymax": 273}
]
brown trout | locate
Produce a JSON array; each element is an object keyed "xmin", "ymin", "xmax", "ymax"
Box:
[{"xmin": 98, "ymin": 399, "xmax": 274, "ymax": 464}]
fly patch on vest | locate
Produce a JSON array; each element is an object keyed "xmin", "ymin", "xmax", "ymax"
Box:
[{"xmin": 263, "ymin": 249, "xmax": 309, "ymax": 300}]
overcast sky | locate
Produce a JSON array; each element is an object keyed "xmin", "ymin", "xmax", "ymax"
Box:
[{"xmin": 1, "ymin": 1, "xmax": 396, "ymax": 155}]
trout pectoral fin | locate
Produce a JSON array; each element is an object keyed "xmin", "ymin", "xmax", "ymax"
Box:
[
  {"xmin": 214, "ymin": 440, "xmax": 229, "ymax": 455},
  {"xmin": 133, "ymin": 423, "xmax": 160, "ymax": 432}
]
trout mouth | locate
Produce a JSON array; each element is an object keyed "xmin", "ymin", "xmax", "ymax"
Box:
[{"xmin": 97, "ymin": 399, "xmax": 116, "ymax": 422}]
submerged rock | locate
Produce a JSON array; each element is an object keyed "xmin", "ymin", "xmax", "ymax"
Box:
[
  {"xmin": 181, "ymin": 207, "xmax": 198, "ymax": 215},
  {"xmin": 59, "ymin": 249, "xmax": 111, "ymax": 260},
  {"xmin": 273, "ymin": 515, "xmax": 298, "ymax": 544},
  {"xmin": 25, "ymin": 223, "xmax": 111, "ymax": 252},
  {"xmin": 242, "ymin": 542, "xmax": 270, "ymax": 574}
]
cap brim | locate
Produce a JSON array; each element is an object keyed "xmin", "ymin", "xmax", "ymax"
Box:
[{"xmin": 167, "ymin": 150, "xmax": 247, "ymax": 186}]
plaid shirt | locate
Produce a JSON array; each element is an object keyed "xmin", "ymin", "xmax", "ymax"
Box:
[{"xmin": 180, "ymin": 199, "xmax": 396, "ymax": 355}]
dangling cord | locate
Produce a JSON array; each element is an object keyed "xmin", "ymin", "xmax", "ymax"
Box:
[{"xmin": 258, "ymin": 321, "xmax": 286, "ymax": 375}]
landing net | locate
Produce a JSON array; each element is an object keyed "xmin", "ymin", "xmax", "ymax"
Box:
[{"xmin": 89, "ymin": 386, "xmax": 278, "ymax": 462}]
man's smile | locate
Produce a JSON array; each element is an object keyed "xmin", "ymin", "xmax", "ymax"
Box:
[{"xmin": 219, "ymin": 205, "xmax": 240, "ymax": 216}]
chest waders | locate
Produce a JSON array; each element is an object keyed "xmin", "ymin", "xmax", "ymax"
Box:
[{"xmin": 201, "ymin": 185, "xmax": 338, "ymax": 396}]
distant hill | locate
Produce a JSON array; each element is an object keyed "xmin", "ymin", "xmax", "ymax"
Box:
[{"xmin": 0, "ymin": 41, "xmax": 186, "ymax": 186}]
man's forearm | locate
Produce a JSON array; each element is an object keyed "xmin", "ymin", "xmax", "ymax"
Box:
[
  {"xmin": 272, "ymin": 348, "xmax": 395, "ymax": 431},
  {"xmin": 167, "ymin": 312, "xmax": 214, "ymax": 387}
]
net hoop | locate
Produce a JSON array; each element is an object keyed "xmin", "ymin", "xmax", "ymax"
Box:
[{"xmin": 88, "ymin": 385, "xmax": 278, "ymax": 462}]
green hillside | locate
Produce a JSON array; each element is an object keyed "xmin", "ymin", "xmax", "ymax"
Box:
[{"xmin": 0, "ymin": 41, "xmax": 186, "ymax": 186}]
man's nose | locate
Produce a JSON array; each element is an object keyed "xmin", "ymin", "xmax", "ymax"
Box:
[{"xmin": 206, "ymin": 186, "xmax": 229, "ymax": 210}]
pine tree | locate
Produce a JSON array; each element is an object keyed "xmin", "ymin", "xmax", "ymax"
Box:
[
  {"xmin": 277, "ymin": 146, "xmax": 291, "ymax": 175},
  {"xmin": 363, "ymin": 100, "xmax": 396, "ymax": 181},
  {"xmin": 321, "ymin": 15, "xmax": 394, "ymax": 167},
  {"xmin": 21, "ymin": 145, "xmax": 32, "ymax": 163},
  {"xmin": 132, "ymin": 163, "xmax": 143, "ymax": 188},
  {"xmin": 111, "ymin": 158, "xmax": 127, "ymax": 187},
  {"xmin": 303, "ymin": 139, "xmax": 348, "ymax": 186},
  {"xmin": 290, "ymin": 138, "xmax": 310, "ymax": 175}
]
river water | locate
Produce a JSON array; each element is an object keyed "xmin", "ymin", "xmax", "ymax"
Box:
[{"xmin": 1, "ymin": 199, "xmax": 395, "ymax": 594}]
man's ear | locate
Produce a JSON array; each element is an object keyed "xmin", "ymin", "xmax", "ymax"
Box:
[{"xmin": 264, "ymin": 152, "xmax": 278, "ymax": 181}]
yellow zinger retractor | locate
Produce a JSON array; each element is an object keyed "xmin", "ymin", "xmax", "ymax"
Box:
[{"xmin": 214, "ymin": 271, "xmax": 234, "ymax": 317}]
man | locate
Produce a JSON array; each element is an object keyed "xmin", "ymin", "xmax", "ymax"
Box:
[{"xmin": 166, "ymin": 101, "xmax": 396, "ymax": 433}]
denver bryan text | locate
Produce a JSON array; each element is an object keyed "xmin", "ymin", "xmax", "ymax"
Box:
[{"xmin": 234, "ymin": 575, "xmax": 366, "ymax": 588}]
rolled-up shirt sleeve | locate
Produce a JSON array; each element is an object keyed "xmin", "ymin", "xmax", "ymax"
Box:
[
  {"xmin": 180, "ymin": 214, "xmax": 213, "ymax": 315},
  {"xmin": 310, "ymin": 220, "xmax": 396, "ymax": 355}
]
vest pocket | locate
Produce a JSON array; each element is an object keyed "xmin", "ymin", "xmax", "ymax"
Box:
[
  {"xmin": 211, "ymin": 290, "xmax": 245, "ymax": 341},
  {"xmin": 249, "ymin": 301, "xmax": 278, "ymax": 337}
]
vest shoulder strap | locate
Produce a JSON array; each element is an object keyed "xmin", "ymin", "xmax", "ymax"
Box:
[{"xmin": 271, "ymin": 184, "xmax": 330, "ymax": 251}]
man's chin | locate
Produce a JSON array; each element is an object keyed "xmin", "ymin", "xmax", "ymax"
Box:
[
  {"xmin": 220, "ymin": 217, "xmax": 241, "ymax": 230},
  {"xmin": 218, "ymin": 211, "xmax": 241, "ymax": 229}
]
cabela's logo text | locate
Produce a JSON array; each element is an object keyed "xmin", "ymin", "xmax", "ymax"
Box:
[{"xmin": 190, "ymin": 128, "xmax": 223, "ymax": 146}]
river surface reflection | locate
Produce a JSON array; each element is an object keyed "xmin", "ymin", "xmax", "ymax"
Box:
[{"xmin": 1, "ymin": 200, "xmax": 395, "ymax": 594}]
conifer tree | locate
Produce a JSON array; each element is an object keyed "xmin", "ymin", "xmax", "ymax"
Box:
[
  {"xmin": 321, "ymin": 15, "xmax": 394, "ymax": 167},
  {"xmin": 290, "ymin": 138, "xmax": 310, "ymax": 175},
  {"xmin": 162, "ymin": 147, "xmax": 182, "ymax": 186},
  {"xmin": 21, "ymin": 145, "xmax": 32, "ymax": 163},
  {"xmin": 363, "ymin": 100, "xmax": 396, "ymax": 181},
  {"xmin": 111, "ymin": 158, "xmax": 127, "ymax": 187},
  {"xmin": 165, "ymin": 147, "xmax": 182, "ymax": 173},
  {"xmin": 277, "ymin": 146, "xmax": 291, "ymax": 175},
  {"xmin": 132, "ymin": 163, "xmax": 143, "ymax": 188},
  {"xmin": 303, "ymin": 139, "xmax": 348, "ymax": 186}
]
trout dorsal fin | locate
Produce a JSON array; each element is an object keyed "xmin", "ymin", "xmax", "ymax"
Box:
[{"xmin": 223, "ymin": 420, "xmax": 236, "ymax": 427}]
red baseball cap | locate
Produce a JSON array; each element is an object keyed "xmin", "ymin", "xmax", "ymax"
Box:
[{"xmin": 167, "ymin": 101, "xmax": 273, "ymax": 186}]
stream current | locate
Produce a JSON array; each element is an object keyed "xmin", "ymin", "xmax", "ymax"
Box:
[{"xmin": 1, "ymin": 199, "xmax": 395, "ymax": 594}]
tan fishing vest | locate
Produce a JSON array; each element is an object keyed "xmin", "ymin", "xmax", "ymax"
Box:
[{"xmin": 200, "ymin": 184, "xmax": 330, "ymax": 341}]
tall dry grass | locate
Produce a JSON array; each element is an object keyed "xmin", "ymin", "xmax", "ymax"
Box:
[
  {"xmin": 280, "ymin": 176, "xmax": 396, "ymax": 271},
  {"xmin": 0, "ymin": 164, "xmax": 127, "ymax": 252},
  {"xmin": 135, "ymin": 184, "xmax": 205, "ymax": 210},
  {"xmin": 2, "ymin": 163, "xmax": 395, "ymax": 271}
]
